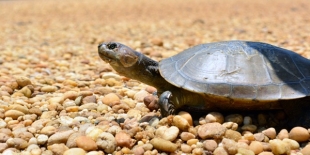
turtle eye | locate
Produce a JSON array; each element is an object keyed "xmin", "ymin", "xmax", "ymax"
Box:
[{"xmin": 107, "ymin": 43, "xmax": 117, "ymax": 50}]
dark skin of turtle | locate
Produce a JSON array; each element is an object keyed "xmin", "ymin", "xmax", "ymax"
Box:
[{"xmin": 98, "ymin": 41, "xmax": 310, "ymax": 128}]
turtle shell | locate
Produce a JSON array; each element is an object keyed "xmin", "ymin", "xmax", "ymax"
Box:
[{"xmin": 159, "ymin": 40, "xmax": 310, "ymax": 101}]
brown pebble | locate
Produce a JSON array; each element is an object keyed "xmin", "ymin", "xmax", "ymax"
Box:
[
  {"xmin": 180, "ymin": 132, "xmax": 195, "ymax": 141},
  {"xmin": 102, "ymin": 93, "xmax": 120, "ymax": 106},
  {"xmin": 150, "ymin": 37, "xmax": 163, "ymax": 46},
  {"xmin": 198, "ymin": 122, "xmax": 226, "ymax": 139},
  {"xmin": 224, "ymin": 129, "xmax": 242, "ymax": 141},
  {"xmin": 203, "ymin": 140, "xmax": 217, "ymax": 152},
  {"xmin": 145, "ymin": 86, "xmax": 157, "ymax": 94},
  {"xmin": 133, "ymin": 146, "xmax": 144, "ymax": 155},
  {"xmin": 173, "ymin": 115, "xmax": 190, "ymax": 131},
  {"xmin": 16, "ymin": 86, "xmax": 32, "ymax": 97},
  {"xmin": 6, "ymin": 138, "xmax": 28, "ymax": 149},
  {"xmin": 225, "ymin": 114, "xmax": 243, "ymax": 125},
  {"xmin": 249, "ymin": 141, "xmax": 264, "ymax": 154},
  {"xmin": 254, "ymin": 133, "xmax": 265, "ymax": 142},
  {"xmin": 63, "ymin": 148, "xmax": 86, "ymax": 155},
  {"xmin": 262, "ymin": 127, "xmax": 276, "ymax": 139},
  {"xmin": 0, "ymin": 143, "xmax": 8, "ymax": 153},
  {"xmin": 29, "ymin": 107, "xmax": 42, "ymax": 116},
  {"xmin": 241, "ymin": 124, "xmax": 257, "ymax": 132},
  {"xmin": 301, "ymin": 144, "xmax": 310, "ymax": 155},
  {"xmin": 143, "ymin": 95, "xmax": 158, "ymax": 111},
  {"xmin": 238, "ymin": 148, "xmax": 255, "ymax": 155},
  {"xmin": 178, "ymin": 111, "xmax": 193, "ymax": 126},
  {"xmin": 289, "ymin": 126, "xmax": 310, "ymax": 142},
  {"xmin": 40, "ymin": 85, "xmax": 57, "ymax": 92},
  {"xmin": 150, "ymin": 138, "xmax": 177, "ymax": 153},
  {"xmin": 205, "ymin": 112, "xmax": 224, "ymax": 124},
  {"xmin": 213, "ymin": 146, "xmax": 228, "ymax": 155},
  {"xmin": 277, "ymin": 129, "xmax": 289, "ymax": 140},
  {"xmin": 4, "ymin": 110, "xmax": 25, "ymax": 119},
  {"xmin": 269, "ymin": 139, "xmax": 290, "ymax": 155},
  {"xmin": 76, "ymin": 136, "xmax": 98, "ymax": 151},
  {"xmin": 47, "ymin": 143, "xmax": 69, "ymax": 155},
  {"xmin": 16, "ymin": 76, "xmax": 32, "ymax": 87},
  {"xmin": 82, "ymin": 95, "xmax": 97, "ymax": 104},
  {"xmin": 134, "ymin": 90, "xmax": 149, "ymax": 102},
  {"xmin": 222, "ymin": 138, "xmax": 238, "ymax": 154},
  {"xmin": 258, "ymin": 152, "xmax": 274, "ymax": 155},
  {"xmin": 115, "ymin": 132, "xmax": 135, "ymax": 148},
  {"xmin": 181, "ymin": 144, "xmax": 192, "ymax": 153},
  {"xmin": 187, "ymin": 139, "xmax": 198, "ymax": 146}
]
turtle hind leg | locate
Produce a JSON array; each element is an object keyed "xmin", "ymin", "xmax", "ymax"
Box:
[{"xmin": 158, "ymin": 91, "xmax": 175, "ymax": 117}]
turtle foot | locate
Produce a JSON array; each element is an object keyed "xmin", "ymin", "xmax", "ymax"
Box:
[{"xmin": 158, "ymin": 91, "xmax": 175, "ymax": 117}]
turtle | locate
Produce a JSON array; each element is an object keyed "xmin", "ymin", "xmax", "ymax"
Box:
[{"xmin": 98, "ymin": 40, "xmax": 310, "ymax": 127}]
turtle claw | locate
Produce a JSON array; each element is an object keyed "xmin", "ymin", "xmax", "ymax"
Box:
[{"xmin": 159, "ymin": 91, "xmax": 175, "ymax": 117}]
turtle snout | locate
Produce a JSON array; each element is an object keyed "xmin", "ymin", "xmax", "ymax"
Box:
[{"xmin": 98, "ymin": 43, "xmax": 104, "ymax": 49}]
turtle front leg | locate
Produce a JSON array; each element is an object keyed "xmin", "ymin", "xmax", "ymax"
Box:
[{"xmin": 158, "ymin": 91, "xmax": 175, "ymax": 117}]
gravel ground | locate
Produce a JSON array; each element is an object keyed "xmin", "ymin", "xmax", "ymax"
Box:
[{"xmin": 1, "ymin": 0, "xmax": 310, "ymax": 155}]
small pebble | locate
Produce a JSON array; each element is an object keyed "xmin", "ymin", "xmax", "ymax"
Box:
[
  {"xmin": 178, "ymin": 111, "xmax": 193, "ymax": 126},
  {"xmin": 41, "ymin": 86, "xmax": 57, "ymax": 92},
  {"xmin": 222, "ymin": 138, "xmax": 238, "ymax": 154},
  {"xmin": 37, "ymin": 134, "xmax": 48, "ymax": 145},
  {"xmin": 115, "ymin": 132, "xmax": 135, "ymax": 148},
  {"xmin": 134, "ymin": 90, "xmax": 150, "ymax": 102},
  {"xmin": 262, "ymin": 127, "xmax": 276, "ymax": 139},
  {"xmin": 301, "ymin": 144, "xmax": 310, "ymax": 155},
  {"xmin": 173, "ymin": 115, "xmax": 190, "ymax": 131},
  {"xmin": 47, "ymin": 143, "xmax": 69, "ymax": 155},
  {"xmin": 249, "ymin": 141, "xmax": 264, "ymax": 154},
  {"xmin": 203, "ymin": 140, "xmax": 217, "ymax": 151},
  {"xmin": 289, "ymin": 126, "xmax": 310, "ymax": 142},
  {"xmin": 96, "ymin": 132, "xmax": 116, "ymax": 154},
  {"xmin": 143, "ymin": 95, "xmax": 158, "ymax": 111},
  {"xmin": 213, "ymin": 146, "xmax": 228, "ymax": 155},
  {"xmin": 237, "ymin": 148, "xmax": 255, "ymax": 155},
  {"xmin": 198, "ymin": 122, "xmax": 226, "ymax": 139},
  {"xmin": 258, "ymin": 152, "xmax": 274, "ymax": 155},
  {"xmin": 150, "ymin": 138, "xmax": 177, "ymax": 153},
  {"xmin": 181, "ymin": 144, "xmax": 192, "ymax": 153},
  {"xmin": 101, "ymin": 93, "xmax": 120, "ymax": 106},
  {"xmin": 277, "ymin": 129, "xmax": 289, "ymax": 140},
  {"xmin": 224, "ymin": 129, "xmax": 242, "ymax": 141},
  {"xmin": 282, "ymin": 138, "xmax": 299, "ymax": 150},
  {"xmin": 225, "ymin": 114, "xmax": 243, "ymax": 125},
  {"xmin": 180, "ymin": 132, "xmax": 195, "ymax": 141},
  {"xmin": 243, "ymin": 116, "xmax": 252, "ymax": 125},
  {"xmin": 205, "ymin": 112, "xmax": 224, "ymax": 124},
  {"xmin": 47, "ymin": 130, "xmax": 74, "ymax": 145},
  {"xmin": 6, "ymin": 138, "xmax": 28, "ymax": 149},
  {"xmin": 241, "ymin": 124, "xmax": 257, "ymax": 132},
  {"xmin": 63, "ymin": 148, "xmax": 86, "ymax": 155},
  {"xmin": 254, "ymin": 133, "xmax": 265, "ymax": 142},
  {"xmin": 145, "ymin": 86, "xmax": 157, "ymax": 94},
  {"xmin": 40, "ymin": 126, "xmax": 57, "ymax": 136},
  {"xmin": 76, "ymin": 136, "xmax": 98, "ymax": 151},
  {"xmin": 269, "ymin": 139, "xmax": 290, "ymax": 155},
  {"xmin": 4, "ymin": 110, "xmax": 25, "ymax": 119},
  {"xmin": 187, "ymin": 139, "xmax": 198, "ymax": 146},
  {"xmin": 16, "ymin": 76, "xmax": 32, "ymax": 87},
  {"xmin": 155, "ymin": 126, "xmax": 179, "ymax": 141},
  {"xmin": 133, "ymin": 146, "xmax": 144, "ymax": 155}
]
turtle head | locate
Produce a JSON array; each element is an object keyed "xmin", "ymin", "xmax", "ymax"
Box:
[
  {"xmin": 98, "ymin": 42, "xmax": 140, "ymax": 68},
  {"xmin": 98, "ymin": 42, "xmax": 166, "ymax": 88}
]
